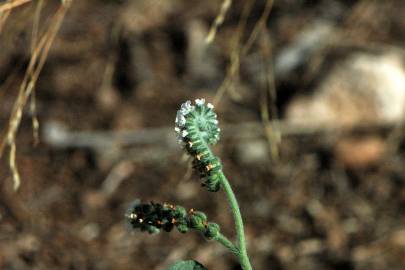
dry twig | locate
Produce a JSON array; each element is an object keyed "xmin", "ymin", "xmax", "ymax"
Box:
[
  {"xmin": 213, "ymin": 0, "xmax": 274, "ymax": 105},
  {"xmin": 43, "ymin": 119, "xmax": 396, "ymax": 164},
  {"xmin": 0, "ymin": 0, "xmax": 32, "ymax": 33},
  {"xmin": 206, "ymin": 0, "xmax": 232, "ymax": 44},
  {"xmin": 0, "ymin": 9, "xmax": 11, "ymax": 33},
  {"xmin": 0, "ymin": 1, "xmax": 72, "ymax": 190},
  {"xmin": 0, "ymin": 0, "xmax": 31, "ymax": 13}
]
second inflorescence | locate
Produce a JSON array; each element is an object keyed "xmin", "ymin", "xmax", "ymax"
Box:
[{"xmin": 126, "ymin": 200, "xmax": 221, "ymax": 240}]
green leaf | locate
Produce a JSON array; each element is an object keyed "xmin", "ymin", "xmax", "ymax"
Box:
[{"xmin": 168, "ymin": 260, "xmax": 207, "ymax": 270}]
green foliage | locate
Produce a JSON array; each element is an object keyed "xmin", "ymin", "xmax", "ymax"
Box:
[{"xmin": 168, "ymin": 260, "xmax": 207, "ymax": 270}]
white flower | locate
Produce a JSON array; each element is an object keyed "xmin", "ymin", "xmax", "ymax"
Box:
[
  {"xmin": 181, "ymin": 130, "xmax": 188, "ymax": 138},
  {"xmin": 175, "ymin": 111, "xmax": 186, "ymax": 127},
  {"xmin": 195, "ymin": 98, "xmax": 205, "ymax": 106},
  {"xmin": 179, "ymin": 100, "xmax": 194, "ymax": 115},
  {"xmin": 207, "ymin": 103, "xmax": 214, "ymax": 109}
]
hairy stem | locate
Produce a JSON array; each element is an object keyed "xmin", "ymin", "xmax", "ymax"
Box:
[
  {"xmin": 220, "ymin": 172, "xmax": 253, "ymax": 270},
  {"xmin": 215, "ymin": 232, "xmax": 240, "ymax": 255}
]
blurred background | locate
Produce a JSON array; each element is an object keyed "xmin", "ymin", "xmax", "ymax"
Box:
[{"xmin": 0, "ymin": 0, "xmax": 404, "ymax": 269}]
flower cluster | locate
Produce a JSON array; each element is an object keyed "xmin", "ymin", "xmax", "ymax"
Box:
[
  {"xmin": 126, "ymin": 200, "xmax": 189, "ymax": 234},
  {"xmin": 175, "ymin": 98, "xmax": 219, "ymax": 145},
  {"xmin": 174, "ymin": 99, "xmax": 223, "ymax": 192},
  {"xmin": 126, "ymin": 200, "xmax": 221, "ymax": 240}
]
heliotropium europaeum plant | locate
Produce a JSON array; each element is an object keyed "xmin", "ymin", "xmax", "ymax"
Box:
[{"xmin": 126, "ymin": 99, "xmax": 253, "ymax": 270}]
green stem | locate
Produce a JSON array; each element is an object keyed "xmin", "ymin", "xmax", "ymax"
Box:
[
  {"xmin": 215, "ymin": 233, "xmax": 240, "ymax": 255},
  {"xmin": 219, "ymin": 172, "xmax": 253, "ymax": 270},
  {"xmin": 185, "ymin": 104, "xmax": 252, "ymax": 268}
]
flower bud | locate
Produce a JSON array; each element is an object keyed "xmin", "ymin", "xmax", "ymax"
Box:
[
  {"xmin": 174, "ymin": 206, "xmax": 187, "ymax": 219},
  {"xmin": 188, "ymin": 211, "xmax": 207, "ymax": 230},
  {"xmin": 204, "ymin": 222, "xmax": 220, "ymax": 240},
  {"xmin": 176, "ymin": 220, "xmax": 189, "ymax": 234}
]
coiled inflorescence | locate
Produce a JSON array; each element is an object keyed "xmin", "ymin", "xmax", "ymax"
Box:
[
  {"xmin": 126, "ymin": 200, "xmax": 221, "ymax": 240},
  {"xmin": 175, "ymin": 99, "xmax": 223, "ymax": 192},
  {"xmin": 126, "ymin": 200, "xmax": 189, "ymax": 234}
]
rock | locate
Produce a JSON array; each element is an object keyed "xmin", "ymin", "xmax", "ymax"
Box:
[
  {"xmin": 235, "ymin": 140, "xmax": 270, "ymax": 165},
  {"xmin": 286, "ymin": 51, "xmax": 405, "ymax": 127},
  {"xmin": 334, "ymin": 136, "xmax": 386, "ymax": 168},
  {"xmin": 275, "ymin": 21, "xmax": 334, "ymax": 78}
]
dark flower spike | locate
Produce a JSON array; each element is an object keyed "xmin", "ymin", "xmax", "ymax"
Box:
[
  {"xmin": 175, "ymin": 99, "xmax": 223, "ymax": 192},
  {"xmin": 126, "ymin": 201, "xmax": 225, "ymax": 242},
  {"xmin": 125, "ymin": 200, "xmax": 188, "ymax": 234}
]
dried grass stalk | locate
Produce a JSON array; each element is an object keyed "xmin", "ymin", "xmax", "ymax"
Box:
[
  {"xmin": 0, "ymin": 0, "xmax": 31, "ymax": 13},
  {"xmin": 0, "ymin": 1, "xmax": 72, "ymax": 190},
  {"xmin": 206, "ymin": 0, "xmax": 232, "ymax": 44}
]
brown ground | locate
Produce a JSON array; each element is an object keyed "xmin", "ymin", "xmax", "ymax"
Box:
[{"xmin": 0, "ymin": 1, "xmax": 404, "ymax": 269}]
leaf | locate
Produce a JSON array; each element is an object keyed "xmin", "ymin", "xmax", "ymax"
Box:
[{"xmin": 168, "ymin": 260, "xmax": 207, "ymax": 270}]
